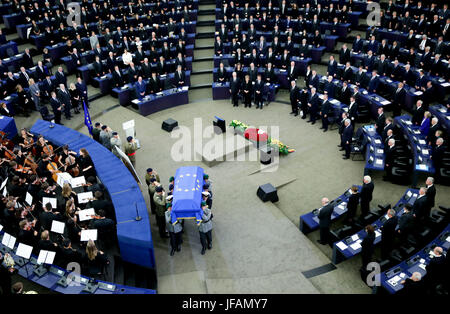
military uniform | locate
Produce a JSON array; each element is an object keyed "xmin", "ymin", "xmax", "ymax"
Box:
[
  {"xmin": 148, "ymin": 183, "xmax": 157, "ymax": 215},
  {"xmin": 124, "ymin": 140, "xmax": 138, "ymax": 167},
  {"xmin": 165, "ymin": 210, "xmax": 182, "ymax": 253},
  {"xmin": 153, "ymin": 192, "xmax": 167, "ymax": 238},
  {"xmin": 198, "ymin": 207, "xmax": 213, "ymax": 254},
  {"xmin": 145, "ymin": 172, "xmax": 161, "ymax": 186},
  {"xmin": 110, "ymin": 136, "xmax": 122, "ymax": 158}
]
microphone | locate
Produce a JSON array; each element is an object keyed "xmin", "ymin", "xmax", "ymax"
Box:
[{"xmin": 135, "ymin": 202, "xmax": 142, "ymax": 221}]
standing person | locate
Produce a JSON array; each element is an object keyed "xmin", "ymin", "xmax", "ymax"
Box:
[
  {"xmin": 425, "ymin": 177, "xmax": 436, "ymax": 215},
  {"xmin": 229, "ymin": 71, "xmax": 240, "ymax": 107},
  {"xmin": 360, "ymin": 176, "xmax": 374, "ymax": 217},
  {"xmin": 289, "ymin": 80, "xmax": 299, "ymax": 116},
  {"xmin": 153, "ymin": 186, "xmax": 169, "ymax": 238},
  {"xmin": 28, "ymin": 78, "xmax": 41, "ymax": 111},
  {"xmin": 148, "ymin": 178, "xmax": 158, "ymax": 215},
  {"xmin": 92, "ymin": 122, "xmax": 102, "ymax": 142},
  {"xmin": 165, "ymin": 203, "xmax": 182, "ymax": 256},
  {"xmin": 320, "ymin": 93, "xmax": 331, "ymax": 132},
  {"xmin": 342, "ymin": 119, "xmax": 353, "ymax": 159},
  {"xmin": 198, "ymin": 201, "xmax": 213, "ymax": 255},
  {"xmin": 68, "ymin": 82, "xmax": 80, "ymax": 114},
  {"xmin": 384, "ymin": 138, "xmax": 397, "ymax": 181},
  {"xmin": 317, "ymin": 197, "xmax": 333, "ymax": 245},
  {"xmin": 75, "ymin": 76, "xmax": 89, "ymax": 108},
  {"xmin": 110, "ymin": 132, "xmax": 122, "ymax": 158},
  {"xmin": 49, "ymin": 91, "xmax": 63, "ymax": 125},
  {"xmin": 254, "ymin": 74, "xmax": 264, "ymax": 109},
  {"xmin": 380, "ymin": 209, "xmax": 398, "ymax": 260},
  {"xmin": 99, "ymin": 125, "xmax": 112, "ymax": 151},
  {"xmin": 145, "ymin": 168, "xmax": 160, "ymax": 186},
  {"xmin": 361, "ymin": 225, "xmax": 376, "ymax": 270},
  {"xmin": 57, "ymin": 83, "xmax": 72, "ymax": 120},
  {"xmin": 345, "ymin": 185, "xmax": 360, "ymax": 224},
  {"xmin": 242, "ymin": 74, "xmax": 252, "ymax": 108},
  {"xmin": 124, "ymin": 136, "xmax": 138, "ymax": 168}
]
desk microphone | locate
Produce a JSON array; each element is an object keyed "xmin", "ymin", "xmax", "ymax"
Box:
[{"xmin": 135, "ymin": 202, "xmax": 142, "ymax": 221}]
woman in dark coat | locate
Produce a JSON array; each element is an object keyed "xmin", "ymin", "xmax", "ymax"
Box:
[
  {"xmin": 68, "ymin": 82, "xmax": 80, "ymax": 114},
  {"xmin": 242, "ymin": 74, "xmax": 253, "ymax": 108},
  {"xmin": 77, "ymin": 148, "xmax": 96, "ymax": 179},
  {"xmin": 361, "ymin": 225, "xmax": 376, "ymax": 269}
]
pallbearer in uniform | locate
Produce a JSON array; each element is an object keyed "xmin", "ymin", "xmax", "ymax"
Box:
[
  {"xmin": 145, "ymin": 168, "xmax": 161, "ymax": 186},
  {"xmin": 165, "ymin": 202, "xmax": 182, "ymax": 256},
  {"xmin": 198, "ymin": 201, "xmax": 213, "ymax": 255},
  {"xmin": 124, "ymin": 136, "xmax": 138, "ymax": 167},
  {"xmin": 148, "ymin": 178, "xmax": 158, "ymax": 215},
  {"xmin": 154, "ymin": 186, "xmax": 169, "ymax": 238}
]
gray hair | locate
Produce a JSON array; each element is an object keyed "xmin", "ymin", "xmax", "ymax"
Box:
[
  {"xmin": 388, "ymin": 209, "xmax": 396, "ymax": 217},
  {"xmin": 426, "ymin": 177, "xmax": 434, "ymax": 184},
  {"xmin": 363, "ymin": 175, "xmax": 371, "ymax": 183},
  {"xmin": 411, "ymin": 272, "xmax": 422, "ymax": 280}
]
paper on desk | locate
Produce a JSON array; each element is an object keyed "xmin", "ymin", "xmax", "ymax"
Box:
[
  {"xmin": 374, "ymin": 139, "xmax": 381, "ymax": 144},
  {"xmin": 0, "ymin": 177, "xmax": 8, "ymax": 190},
  {"xmin": 70, "ymin": 176, "xmax": 86, "ymax": 188},
  {"xmin": 51, "ymin": 220, "xmax": 65, "ymax": 234},
  {"xmin": 375, "ymin": 230, "xmax": 381, "ymax": 237},
  {"xmin": 16, "ymin": 243, "xmax": 33, "ymax": 259},
  {"xmin": 416, "ymin": 164, "xmax": 428, "ymax": 171},
  {"xmin": 399, "ymin": 273, "xmax": 406, "ymax": 279},
  {"xmin": 78, "ymin": 208, "xmax": 95, "ymax": 221},
  {"xmin": 2, "ymin": 233, "xmax": 11, "ymax": 246},
  {"xmin": 336, "ymin": 242, "xmax": 348, "ymax": 250},
  {"xmin": 330, "ymin": 99, "xmax": 340, "ymax": 104},
  {"xmin": 77, "ymin": 192, "xmax": 93, "ymax": 204},
  {"xmin": 446, "ymin": 236, "xmax": 450, "ymax": 242},
  {"xmin": 414, "ymin": 91, "xmax": 423, "ymax": 96},
  {"xmin": 37, "ymin": 250, "xmax": 56, "ymax": 265},
  {"xmin": 351, "ymin": 234, "xmax": 359, "ymax": 241},
  {"xmin": 406, "ymin": 190, "xmax": 412, "ymax": 198},
  {"xmin": 182, "ymin": 86, "xmax": 189, "ymax": 91},
  {"xmin": 420, "ymin": 258, "xmax": 426, "ymax": 264},
  {"xmin": 381, "ymin": 100, "xmax": 391, "ymax": 105},
  {"xmin": 42, "ymin": 197, "xmax": 57, "ymax": 209},
  {"xmin": 25, "ymin": 192, "xmax": 33, "ymax": 206},
  {"xmin": 441, "ymin": 82, "xmax": 450, "ymax": 87},
  {"xmin": 376, "ymin": 149, "xmax": 384, "ymax": 154},
  {"xmin": 0, "ymin": 224, "xmax": 3, "ymax": 231},
  {"xmin": 422, "ymin": 149, "xmax": 429, "ymax": 155},
  {"xmin": 375, "ymin": 159, "xmax": 383, "ymax": 166},
  {"xmin": 80, "ymin": 229, "xmax": 98, "ymax": 241},
  {"xmin": 132, "ymin": 99, "xmax": 140, "ymax": 104},
  {"xmin": 350, "ymin": 242, "xmax": 361, "ymax": 250},
  {"xmin": 57, "ymin": 172, "xmax": 72, "ymax": 188},
  {"xmin": 418, "ymin": 139, "xmax": 426, "ymax": 145},
  {"xmin": 419, "ymin": 263, "xmax": 426, "ymax": 270}
]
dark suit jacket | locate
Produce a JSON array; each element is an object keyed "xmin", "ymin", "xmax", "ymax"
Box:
[
  {"xmin": 398, "ymin": 211, "xmax": 415, "ymax": 234},
  {"xmin": 381, "ymin": 216, "xmax": 398, "ymax": 243},
  {"xmin": 412, "ymin": 195, "xmax": 429, "ymax": 219},
  {"xmin": 360, "ymin": 182, "xmax": 374, "ymax": 203},
  {"xmin": 55, "ymin": 71, "xmax": 67, "ymax": 86},
  {"xmin": 318, "ymin": 203, "xmax": 334, "ymax": 228},
  {"xmin": 229, "ymin": 78, "xmax": 240, "ymax": 94},
  {"xmin": 426, "ymin": 185, "xmax": 436, "ymax": 209}
]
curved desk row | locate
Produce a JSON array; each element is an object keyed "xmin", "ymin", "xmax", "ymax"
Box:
[
  {"xmin": 380, "ymin": 223, "xmax": 450, "ymax": 294},
  {"xmin": 362, "ymin": 125, "xmax": 385, "ymax": 174},
  {"xmin": 30, "ymin": 120, "xmax": 155, "ymax": 270},
  {"xmin": 332, "ymin": 189, "xmax": 418, "ymax": 264},
  {"xmin": 0, "ymin": 234, "xmax": 155, "ymax": 294},
  {"xmin": 429, "ymin": 104, "xmax": 450, "ymax": 133},
  {"xmin": 299, "ymin": 186, "xmax": 362, "ymax": 234},
  {"xmin": 394, "ymin": 115, "xmax": 435, "ymax": 187}
]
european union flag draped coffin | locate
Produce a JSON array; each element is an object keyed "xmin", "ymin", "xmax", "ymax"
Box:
[{"xmin": 171, "ymin": 166, "xmax": 205, "ymax": 224}]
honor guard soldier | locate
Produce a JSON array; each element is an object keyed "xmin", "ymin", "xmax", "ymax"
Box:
[
  {"xmin": 202, "ymin": 191, "xmax": 212, "ymax": 209},
  {"xmin": 148, "ymin": 178, "xmax": 158, "ymax": 215},
  {"xmin": 198, "ymin": 201, "xmax": 213, "ymax": 255},
  {"xmin": 145, "ymin": 168, "xmax": 160, "ymax": 186},
  {"xmin": 165, "ymin": 202, "xmax": 182, "ymax": 256},
  {"xmin": 124, "ymin": 136, "xmax": 138, "ymax": 167},
  {"xmin": 153, "ymin": 186, "xmax": 169, "ymax": 238}
]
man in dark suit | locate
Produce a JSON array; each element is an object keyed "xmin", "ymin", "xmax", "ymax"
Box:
[
  {"xmin": 375, "ymin": 107, "xmax": 386, "ymax": 135},
  {"xmin": 347, "ymin": 96, "xmax": 358, "ymax": 124},
  {"xmin": 412, "ymin": 100, "xmax": 426, "ymax": 126},
  {"xmin": 54, "ymin": 67, "xmax": 67, "ymax": 87},
  {"xmin": 254, "ymin": 75, "xmax": 264, "ymax": 109},
  {"xmin": 111, "ymin": 65, "xmax": 124, "ymax": 88},
  {"xmin": 368, "ymin": 70, "xmax": 380, "ymax": 93},
  {"xmin": 411, "ymin": 187, "xmax": 429, "ymax": 220},
  {"xmin": 286, "ymin": 61, "xmax": 298, "ymax": 82},
  {"xmin": 148, "ymin": 72, "xmax": 162, "ymax": 94},
  {"xmin": 432, "ymin": 138, "xmax": 445, "ymax": 182},
  {"xmin": 289, "ymin": 80, "xmax": 299, "ymax": 116},
  {"xmin": 35, "ymin": 61, "xmax": 48, "ymax": 81},
  {"xmin": 317, "ymin": 197, "xmax": 334, "ymax": 245},
  {"xmin": 17, "ymin": 67, "xmax": 31, "ymax": 88},
  {"xmin": 307, "ymin": 87, "xmax": 319, "ymax": 124},
  {"xmin": 327, "ymin": 55, "xmax": 338, "ymax": 77},
  {"xmin": 392, "ymin": 82, "xmax": 406, "ymax": 117},
  {"xmin": 382, "ymin": 117, "xmax": 394, "ymax": 142},
  {"xmin": 342, "ymin": 119, "xmax": 353, "ymax": 159},
  {"xmin": 397, "ymin": 204, "xmax": 415, "ymax": 245},
  {"xmin": 360, "ymin": 176, "xmax": 374, "ymax": 217},
  {"xmin": 427, "ymin": 118, "xmax": 440, "ymax": 146},
  {"xmin": 57, "ymin": 84, "xmax": 72, "ymax": 120},
  {"xmin": 320, "ymin": 93, "xmax": 332, "ymax": 132},
  {"xmin": 339, "ymin": 44, "xmax": 351, "ymax": 65},
  {"xmin": 354, "ymin": 66, "xmax": 368, "ymax": 88},
  {"xmin": 384, "ymin": 138, "xmax": 396, "ymax": 181},
  {"xmin": 424, "ymin": 247, "xmax": 446, "ymax": 292},
  {"xmin": 174, "ymin": 65, "xmax": 185, "ymax": 87},
  {"xmin": 380, "ymin": 209, "xmax": 399, "ymax": 259},
  {"xmin": 92, "ymin": 56, "xmax": 105, "ymax": 77},
  {"xmin": 341, "ymin": 62, "xmax": 354, "ymax": 82},
  {"xmin": 229, "ymin": 71, "xmax": 240, "ymax": 107},
  {"xmin": 22, "ymin": 48, "xmax": 34, "ymax": 69},
  {"xmin": 339, "ymin": 81, "xmax": 351, "ymax": 105},
  {"xmin": 309, "ymin": 70, "xmax": 319, "ymax": 89},
  {"xmin": 352, "ymin": 35, "xmax": 363, "ymax": 53}
]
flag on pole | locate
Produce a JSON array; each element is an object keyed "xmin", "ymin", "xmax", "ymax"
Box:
[{"xmin": 83, "ymin": 100, "xmax": 93, "ymax": 135}]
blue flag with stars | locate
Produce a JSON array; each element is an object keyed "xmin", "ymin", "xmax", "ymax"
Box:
[{"xmin": 83, "ymin": 100, "xmax": 93, "ymax": 135}]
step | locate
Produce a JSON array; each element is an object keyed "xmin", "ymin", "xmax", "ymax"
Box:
[
  {"xmin": 191, "ymin": 69, "xmax": 213, "ymax": 75},
  {"xmin": 190, "ymin": 72, "xmax": 213, "ymax": 86},
  {"xmin": 198, "ymin": 4, "xmax": 216, "ymax": 10},
  {"xmin": 196, "ymin": 32, "xmax": 215, "ymax": 39},
  {"xmin": 197, "ymin": 15, "xmax": 216, "ymax": 23},
  {"xmin": 190, "ymin": 83, "xmax": 213, "ymax": 90},
  {"xmin": 197, "ymin": 20, "xmax": 215, "ymax": 27},
  {"xmin": 198, "ymin": 9, "xmax": 216, "ymax": 15},
  {"xmin": 192, "ymin": 60, "xmax": 213, "ymax": 72},
  {"xmin": 192, "ymin": 49, "xmax": 215, "ymax": 59},
  {"xmin": 196, "ymin": 25, "xmax": 216, "ymax": 34}
]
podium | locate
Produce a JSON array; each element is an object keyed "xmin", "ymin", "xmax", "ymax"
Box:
[
  {"xmin": 162, "ymin": 118, "xmax": 178, "ymax": 132},
  {"xmin": 213, "ymin": 116, "xmax": 226, "ymax": 134},
  {"xmin": 257, "ymin": 183, "xmax": 279, "ymax": 203},
  {"xmin": 260, "ymin": 146, "xmax": 272, "ymax": 165}
]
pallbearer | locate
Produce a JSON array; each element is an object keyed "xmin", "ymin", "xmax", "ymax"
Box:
[{"xmin": 198, "ymin": 201, "xmax": 213, "ymax": 255}]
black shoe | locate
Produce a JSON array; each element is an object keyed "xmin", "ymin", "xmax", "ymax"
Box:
[
  {"xmin": 319, "ymin": 127, "xmax": 324, "ymax": 129},
  {"xmin": 208, "ymin": 243, "xmax": 212, "ymax": 250},
  {"xmin": 301, "ymin": 116, "xmax": 307, "ymax": 119},
  {"xmin": 177, "ymin": 245, "xmax": 181, "ymax": 252},
  {"xmin": 311, "ymin": 121, "xmax": 315, "ymax": 125},
  {"xmin": 339, "ymin": 148, "xmax": 345, "ymax": 151},
  {"xmin": 343, "ymin": 156, "xmax": 349, "ymax": 159},
  {"xmin": 161, "ymin": 233, "xmax": 169, "ymax": 239},
  {"xmin": 170, "ymin": 249, "xmax": 175, "ymax": 256},
  {"xmin": 307, "ymin": 120, "xmax": 312, "ymax": 123},
  {"xmin": 201, "ymin": 248, "xmax": 206, "ymax": 255},
  {"xmin": 337, "ymin": 145, "xmax": 342, "ymax": 147},
  {"xmin": 290, "ymin": 111, "xmax": 295, "ymax": 114},
  {"xmin": 260, "ymin": 106, "xmax": 263, "ymax": 109},
  {"xmin": 317, "ymin": 240, "xmax": 326, "ymax": 245},
  {"xmin": 294, "ymin": 113, "xmax": 298, "ymax": 116},
  {"xmin": 66, "ymin": 117, "xmax": 71, "ymax": 120},
  {"xmin": 323, "ymin": 129, "xmax": 327, "ymax": 132}
]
